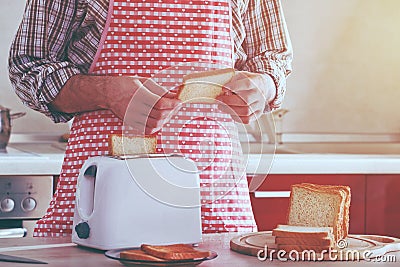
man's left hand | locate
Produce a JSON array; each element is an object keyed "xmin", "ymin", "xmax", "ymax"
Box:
[{"xmin": 216, "ymin": 71, "xmax": 276, "ymax": 124}]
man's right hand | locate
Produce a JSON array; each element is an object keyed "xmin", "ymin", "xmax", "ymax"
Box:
[{"xmin": 49, "ymin": 75, "xmax": 181, "ymax": 135}]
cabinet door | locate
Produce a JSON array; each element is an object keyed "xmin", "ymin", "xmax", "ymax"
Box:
[
  {"xmin": 366, "ymin": 175, "xmax": 400, "ymax": 237},
  {"xmin": 248, "ymin": 174, "xmax": 365, "ymax": 234}
]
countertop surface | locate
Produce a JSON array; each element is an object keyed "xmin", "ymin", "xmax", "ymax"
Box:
[
  {"xmin": 0, "ymin": 143, "xmax": 65, "ymax": 175},
  {"xmin": 0, "ymin": 233, "xmax": 399, "ymax": 266},
  {"xmin": 245, "ymin": 153, "xmax": 400, "ymax": 174},
  {"xmin": 1, "ymin": 140, "xmax": 400, "ymax": 175}
]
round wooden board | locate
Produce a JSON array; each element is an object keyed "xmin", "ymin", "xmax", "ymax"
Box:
[{"xmin": 230, "ymin": 231, "xmax": 400, "ymax": 261}]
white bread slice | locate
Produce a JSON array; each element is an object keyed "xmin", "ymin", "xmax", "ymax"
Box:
[
  {"xmin": 108, "ymin": 134, "xmax": 157, "ymax": 156},
  {"xmin": 141, "ymin": 244, "xmax": 211, "ymax": 260},
  {"xmin": 286, "ymin": 183, "xmax": 350, "ymax": 243},
  {"xmin": 277, "ymin": 244, "xmax": 332, "ymax": 253},
  {"xmin": 177, "ymin": 68, "xmax": 234, "ymax": 103},
  {"xmin": 275, "ymin": 237, "xmax": 334, "ymax": 247},
  {"xmin": 272, "ymin": 225, "xmax": 334, "ymax": 239}
]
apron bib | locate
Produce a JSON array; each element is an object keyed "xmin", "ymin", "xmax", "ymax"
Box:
[{"xmin": 34, "ymin": 0, "xmax": 257, "ymax": 236}]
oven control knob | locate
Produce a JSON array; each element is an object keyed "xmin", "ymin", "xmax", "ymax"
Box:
[
  {"xmin": 1, "ymin": 198, "xmax": 15, "ymax": 212},
  {"xmin": 22, "ymin": 197, "xmax": 37, "ymax": 212}
]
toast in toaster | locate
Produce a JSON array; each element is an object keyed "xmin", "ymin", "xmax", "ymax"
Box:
[{"xmin": 108, "ymin": 134, "xmax": 157, "ymax": 156}]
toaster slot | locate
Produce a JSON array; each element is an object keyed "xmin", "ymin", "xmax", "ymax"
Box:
[{"xmin": 78, "ymin": 165, "xmax": 97, "ymax": 219}]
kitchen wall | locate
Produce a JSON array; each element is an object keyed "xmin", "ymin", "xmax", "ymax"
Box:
[
  {"xmin": 0, "ymin": 0, "xmax": 399, "ymax": 135},
  {"xmin": 282, "ymin": 0, "xmax": 400, "ymax": 134},
  {"xmin": 0, "ymin": 0, "xmax": 69, "ymax": 134}
]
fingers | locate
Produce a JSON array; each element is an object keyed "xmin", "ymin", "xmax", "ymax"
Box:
[
  {"xmin": 124, "ymin": 82, "xmax": 182, "ymax": 135},
  {"xmin": 240, "ymin": 109, "xmax": 263, "ymax": 124},
  {"xmin": 218, "ymin": 100, "xmax": 259, "ymax": 116},
  {"xmin": 216, "ymin": 71, "xmax": 270, "ymax": 124},
  {"xmin": 217, "ymin": 88, "xmax": 264, "ymax": 123},
  {"xmin": 217, "ymin": 88, "xmax": 259, "ymax": 107},
  {"xmin": 224, "ymin": 71, "xmax": 267, "ymax": 94},
  {"xmin": 138, "ymin": 77, "xmax": 171, "ymax": 97},
  {"xmin": 147, "ymin": 97, "xmax": 182, "ymax": 133},
  {"xmin": 148, "ymin": 102, "xmax": 177, "ymax": 122},
  {"xmin": 153, "ymin": 95, "xmax": 181, "ymax": 110},
  {"xmin": 217, "ymin": 99, "xmax": 263, "ymax": 124},
  {"xmin": 144, "ymin": 116, "xmax": 166, "ymax": 134}
]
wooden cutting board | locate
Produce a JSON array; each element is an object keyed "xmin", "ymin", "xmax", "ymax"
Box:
[{"xmin": 230, "ymin": 231, "xmax": 400, "ymax": 261}]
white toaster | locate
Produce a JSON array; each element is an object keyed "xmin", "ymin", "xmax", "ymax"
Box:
[{"xmin": 72, "ymin": 155, "xmax": 202, "ymax": 250}]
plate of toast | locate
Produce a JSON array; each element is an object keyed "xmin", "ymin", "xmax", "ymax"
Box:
[{"xmin": 105, "ymin": 243, "xmax": 217, "ymax": 266}]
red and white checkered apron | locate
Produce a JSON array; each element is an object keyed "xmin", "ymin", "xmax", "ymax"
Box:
[{"xmin": 34, "ymin": 0, "xmax": 256, "ymax": 236}]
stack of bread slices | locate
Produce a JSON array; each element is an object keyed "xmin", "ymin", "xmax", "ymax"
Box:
[
  {"xmin": 272, "ymin": 183, "xmax": 351, "ymax": 252},
  {"xmin": 272, "ymin": 225, "xmax": 335, "ymax": 253}
]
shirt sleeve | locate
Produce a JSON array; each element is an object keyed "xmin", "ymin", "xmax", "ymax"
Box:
[
  {"xmin": 8, "ymin": 0, "xmax": 81, "ymax": 123},
  {"xmin": 241, "ymin": 0, "xmax": 293, "ymax": 110}
]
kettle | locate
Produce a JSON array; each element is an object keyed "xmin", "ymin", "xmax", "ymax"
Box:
[{"xmin": 0, "ymin": 105, "xmax": 26, "ymax": 149}]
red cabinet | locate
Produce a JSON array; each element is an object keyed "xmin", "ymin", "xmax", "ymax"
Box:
[
  {"xmin": 366, "ymin": 175, "xmax": 400, "ymax": 238},
  {"xmin": 248, "ymin": 174, "xmax": 366, "ymax": 234}
]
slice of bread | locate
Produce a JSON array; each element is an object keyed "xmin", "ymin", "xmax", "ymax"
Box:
[
  {"xmin": 120, "ymin": 249, "xmax": 167, "ymax": 261},
  {"xmin": 277, "ymin": 244, "xmax": 332, "ymax": 253},
  {"xmin": 286, "ymin": 183, "xmax": 351, "ymax": 243},
  {"xmin": 177, "ymin": 68, "xmax": 234, "ymax": 103},
  {"xmin": 141, "ymin": 244, "xmax": 211, "ymax": 260},
  {"xmin": 108, "ymin": 134, "xmax": 157, "ymax": 156},
  {"xmin": 275, "ymin": 237, "xmax": 334, "ymax": 247},
  {"xmin": 298, "ymin": 183, "xmax": 351, "ymax": 241},
  {"xmin": 272, "ymin": 225, "xmax": 336, "ymax": 252},
  {"xmin": 272, "ymin": 225, "xmax": 334, "ymax": 239}
]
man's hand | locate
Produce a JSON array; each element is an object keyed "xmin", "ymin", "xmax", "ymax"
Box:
[
  {"xmin": 113, "ymin": 77, "xmax": 181, "ymax": 135},
  {"xmin": 216, "ymin": 71, "xmax": 276, "ymax": 124},
  {"xmin": 49, "ymin": 74, "xmax": 181, "ymax": 135}
]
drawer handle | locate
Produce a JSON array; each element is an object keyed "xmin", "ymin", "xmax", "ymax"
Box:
[{"xmin": 254, "ymin": 191, "xmax": 291, "ymax": 198}]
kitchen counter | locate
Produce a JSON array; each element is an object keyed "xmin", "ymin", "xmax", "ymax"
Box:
[
  {"xmin": 0, "ymin": 143, "xmax": 65, "ymax": 175},
  {"xmin": 245, "ymin": 153, "xmax": 400, "ymax": 174},
  {"xmin": 0, "ymin": 234, "xmax": 398, "ymax": 266},
  {"xmin": 1, "ymin": 141, "xmax": 400, "ymax": 175}
]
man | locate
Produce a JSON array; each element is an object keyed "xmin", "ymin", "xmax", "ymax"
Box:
[{"xmin": 9, "ymin": 0, "xmax": 292, "ymax": 236}]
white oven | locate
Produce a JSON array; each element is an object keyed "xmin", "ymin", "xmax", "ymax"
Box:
[
  {"xmin": 0, "ymin": 145, "xmax": 56, "ymax": 235},
  {"xmin": 0, "ymin": 175, "xmax": 53, "ymax": 219}
]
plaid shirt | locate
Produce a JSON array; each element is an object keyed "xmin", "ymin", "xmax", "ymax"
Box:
[{"xmin": 8, "ymin": 0, "xmax": 292, "ymax": 123}]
